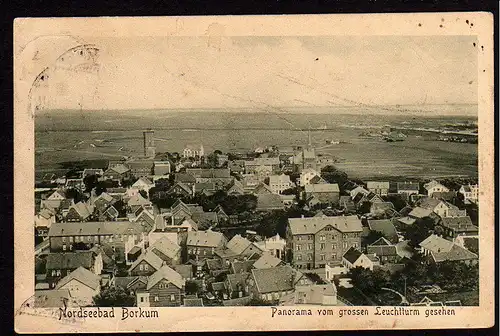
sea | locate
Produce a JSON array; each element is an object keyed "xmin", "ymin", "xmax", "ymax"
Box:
[{"xmin": 35, "ymin": 106, "xmax": 478, "ymax": 180}]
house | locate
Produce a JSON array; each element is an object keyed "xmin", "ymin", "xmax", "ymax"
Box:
[
  {"xmin": 148, "ymin": 236, "xmax": 182, "ymax": 266},
  {"xmin": 40, "ymin": 189, "xmax": 69, "ymax": 211},
  {"xmin": 65, "ymin": 179, "xmax": 85, "ymax": 190},
  {"xmin": 226, "ymin": 272, "xmax": 252, "ymax": 299},
  {"xmin": 231, "ymin": 259, "xmax": 256, "ymax": 274},
  {"xmin": 186, "ymin": 229, "xmax": 227, "ymax": 262},
  {"xmin": 127, "ymin": 159, "xmax": 154, "ymax": 177},
  {"xmin": 172, "ymin": 264, "xmax": 194, "ymax": 281},
  {"xmin": 396, "ymin": 182, "xmax": 420, "ymax": 198},
  {"xmin": 342, "ymin": 247, "xmax": 377, "ymax": 270},
  {"xmin": 253, "ymin": 165, "xmax": 273, "ymax": 181},
  {"xmin": 33, "ymin": 289, "xmax": 78, "ymax": 308},
  {"xmin": 349, "ymin": 186, "xmax": 370, "ymax": 199},
  {"xmin": 287, "ymin": 283, "xmax": 337, "ymax": 306},
  {"xmin": 55, "ymin": 267, "xmax": 101, "ymax": 306},
  {"xmin": 304, "ymin": 183, "xmax": 340, "ymax": 205},
  {"xmin": 309, "ymin": 175, "xmax": 328, "ymax": 185},
  {"xmin": 168, "ymin": 182, "xmax": 194, "ymax": 197},
  {"xmin": 440, "ymin": 216, "xmax": 478, "ymax": 239},
  {"xmin": 103, "ymin": 164, "xmax": 131, "ymax": 181},
  {"xmin": 153, "ymin": 161, "xmax": 171, "ymax": 176},
  {"xmin": 185, "ymin": 168, "xmax": 233, "ymax": 187},
  {"xmin": 430, "ymin": 191, "xmax": 457, "ymax": 201},
  {"xmin": 253, "ymin": 182, "xmax": 273, "ymax": 195},
  {"xmin": 419, "ymin": 234, "xmax": 478, "ymax": 265},
  {"xmin": 254, "ymin": 234, "xmax": 286, "ymax": 259},
  {"xmin": 339, "ymin": 196, "xmax": 356, "ymax": 214},
  {"xmin": 46, "ymin": 251, "xmax": 103, "ymax": 288},
  {"xmin": 255, "ymin": 194, "xmax": 284, "ymax": 211},
  {"xmin": 129, "ymin": 250, "xmax": 166, "ymax": 276},
  {"xmin": 268, "ymin": 174, "xmax": 293, "ymax": 194},
  {"xmin": 136, "ymin": 265, "xmax": 185, "ymax": 307},
  {"xmin": 106, "ymin": 188, "xmax": 128, "ymax": 201},
  {"xmin": 423, "ymin": 180, "xmax": 450, "ymax": 196},
  {"xmin": 459, "ymin": 184, "xmax": 479, "ymax": 204},
  {"xmin": 366, "ymin": 181, "xmax": 390, "ymax": 196},
  {"xmin": 35, "ymin": 208, "xmax": 56, "ymax": 237},
  {"xmin": 367, "ymin": 219, "xmax": 399, "ymax": 244},
  {"xmin": 226, "ymin": 179, "xmax": 245, "ymax": 195},
  {"xmin": 299, "ymin": 168, "xmax": 320, "ymax": 186},
  {"xmin": 244, "ymin": 157, "xmax": 280, "ymax": 174},
  {"xmin": 252, "ymin": 251, "xmax": 283, "ymax": 269},
  {"xmin": 174, "ymin": 173, "xmax": 197, "ymax": 185},
  {"xmin": 82, "ymin": 168, "xmax": 104, "ymax": 179},
  {"xmin": 194, "ymin": 182, "xmax": 216, "ymax": 195},
  {"xmin": 416, "ymin": 197, "xmax": 465, "ymax": 218},
  {"xmin": 228, "ymin": 160, "xmax": 245, "ymax": 174},
  {"xmin": 249, "ymin": 265, "xmax": 313, "ymax": 302},
  {"xmin": 366, "ymin": 237, "xmax": 399, "ymax": 264},
  {"xmin": 217, "ymin": 154, "xmax": 229, "ymax": 167},
  {"xmin": 92, "ymin": 192, "xmax": 116, "ymax": 213},
  {"xmin": 112, "ymin": 276, "xmax": 148, "ymax": 295},
  {"xmin": 131, "ymin": 177, "xmax": 155, "ymax": 195},
  {"xmin": 182, "ymin": 144, "xmax": 205, "ymax": 158},
  {"xmin": 65, "ymin": 202, "xmax": 94, "ymax": 222},
  {"xmin": 287, "ymin": 215, "xmax": 363, "ymax": 270},
  {"xmin": 225, "ymin": 234, "xmax": 263, "ymax": 257},
  {"xmin": 133, "ymin": 210, "xmax": 156, "ymax": 232},
  {"xmin": 370, "ymin": 202, "xmax": 397, "ymax": 217},
  {"xmin": 100, "ymin": 205, "xmax": 120, "ymax": 222}
]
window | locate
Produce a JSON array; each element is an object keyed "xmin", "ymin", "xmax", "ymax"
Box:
[
  {"xmin": 353, "ymin": 242, "xmax": 359, "ymax": 248},
  {"xmin": 297, "ymin": 236, "xmax": 302, "ymax": 241},
  {"xmin": 307, "ymin": 243, "xmax": 313, "ymax": 250},
  {"xmin": 52, "ymin": 270, "xmax": 56, "ymax": 276},
  {"xmin": 307, "ymin": 254, "xmax": 313, "ymax": 261},
  {"xmin": 320, "ymin": 254, "xmax": 325, "ymax": 261},
  {"xmin": 69, "ymin": 236, "xmax": 73, "ymax": 243},
  {"xmin": 332, "ymin": 253, "xmax": 337, "ymax": 259},
  {"xmin": 320, "ymin": 243, "xmax": 325, "ymax": 250},
  {"xmin": 62, "ymin": 244, "xmax": 66, "ymax": 251},
  {"xmin": 120, "ymin": 235, "xmax": 124, "ymax": 242},
  {"xmin": 94, "ymin": 236, "xmax": 99, "ymax": 242},
  {"xmin": 170, "ymin": 295, "xmax": 175, "ymax": 302},
  {"xmin": 69, "ymin": 244, "xmax": 73, "ymax": 251},
  {"xmin": 343, "ymin": 234, "xmax": 347, "ymax": 239},
  {"xmin": 203, "ymin": 250, "xmax": 207, "ymax": 255},
  {"xmin": 296, "ymin": 244, "xmax": 301, "ymax": 251},
  {"xmin": 332, "ymin": 243, "xmax": 337, "ymax": 250},
  {"xmin": 159, "ymin": 284, "xmax": 163, "ymax": 289},
  {"xmin": 320, "ymin": 235, "xmax": 325, "ymax": 241},
  {"xmin": 139, "ymin": 264, "xmax": 144, "ymax": 271},
  {"xmin": 109, "ymin": 236, "xmax": 113, "ymax": 243},
  {"xmin": 343, "ymin": 242, "xmax": 348, "ymax": 249},
  {"xmin": 56, "ymin": 270, "xmax": 61, "ymax": 276},
  {"xmin": 297, "ymin": 254, "xmax": 302, "ymax": 261},
  {"xmin": 154, "ymin": 296, "xmax": 159, "ymax": 302},
  {"xmin": 144, "ymin": 264, "xmax": 149, "ymax": 271},
  {"xmin": 88, "ymin": 236, "xmax": 92, "ymax": 242},
  {"xmin": 140, "ymin": 297, "xmax": 144, "ymax": 303},
  {"xmin": 188, "ymin": 249, "xmax": 192, "ymax": 254},
  {"xmin": 62, "ymin": 237, "xmax": 66, "ymax": 243}
]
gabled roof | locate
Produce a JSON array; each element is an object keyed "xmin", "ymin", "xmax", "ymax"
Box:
[
  {"xmin": 309, "ymin": 175, "xmax": 328, "ymax": 184},
  {"xmin": 127, "ymin": 194, "xmax": 151, "ymax": 207},
  {"xmin": 68, "ymin": 202, "xmax": 93, "ymax": 219},
  {"xmin": 288, "ymin": 215, "xmax": 363, "ymax": 235},
  {"xmin": 108, "ymin": 164, "xmax": 130, "ymax": 175},
  {"xmin": 256, "ymin": 193, "xmax": 284, "ymax": 210},
  {"xmin": 419, "ymin": 234, "xmax": 455, "ymax": 255},
  {"xmin": 172, "ymin": 264, "xmax": 193, "ymax": 280},
  {"xmin": 269, "ymin": 174, "xmax": 291, "ymax": 184},
  {"xmin": 55, "ymin": 267, "xmax": 100, "ymax": 290},
  {"xmin": 194, "ymin": 182, "xmax": 216, "ymax": 193},
  {"xmin": 174, "ymin": 173, "xmax": 197, "ymax": 184},
  {"xmin": 305, "ymin": 183, "xmax": 340, "ymax": 193},
  {"xmin": 103, "ymin": 206, "xmax": 119, "ymax": 219},
  {"xmin": 133, "ymin": 177, "xmax": 154, "ymax": 186},
  {"xmin": 397, "ymin": 182, "xmax": 419, "ymax": 191},
  {"xmin": 187, "ymin": 230, "xmax": 225, "ymax": 248},
  {"xmin": 252, "ymin": 252, "xmax": 282, "ymax": 269},
  {"xmin": 226, "ymin": 272, "xmax": 251, "ymax": 291},
  {"xmin": 433, "ymin": 244, "xmax": 478, "ymax": 262},
  {"xmin": 251, "ymin": 265, "xmax": 299, "ymax": 294},
  {"xmin": 367, "ymin": 237, "xmax": 398, "ymax": 256},
  {"xmin": 367, "ymin": 219, "xmax": 398, "ymax": 243},
  {"xmin": 342, "ymin": 247, "xmax": 363, "ymax": 264},
  {"xmin": 168, "ymin": 182, "xmax": 193, "ymax": 195},
  {"xmin": 34, "ymin": 289, "xmax": 73, "ymax": 308},
  {"xmin": 409, "ymin": 207, "xmax": 433, "ymax": 218},
  {"xmin": 294, "ymin": 283, "xmax": 337, "ymax": 305},
  {"xmin": 424, "ymin": 180, "xmax": 448, "ymax": 191},
  {"xmin": 46, "ymin": 251, "xmax": 94, "ymax": 270},
  {"xmin": 129, "ymin": 250, "xmax": 164, "ymax": 272},
  {"xmin": 48, "ymin": 221, "xmax": 137, "ymax": 237},
  {"xmin": 150, "ymin": 236, "xmax": 181, "ymax": 260},
  {"xmin": 226, "ymin": 235, "xmax": 253, "ymax": 255},
  {"xmin": 186, "ymin": 168, "xmax": 231, "ymax": 179},
  {"xmin": 147, "ymin": 265, "xmax": 185, "ymax": 290},
  {"xmin": 253, "ymin": 183, "xmax": 273, "ymax": 195},
  {"xmin": 231, "ymin": 260, "xmax": 255, "ymax": 274},
  {"xmin": 114, "ymin": 276, "xmax": 148, "ymax": 289},
  {"xmin": 440, "ymin": 216, "xmax": 477, "ymax": 232}
]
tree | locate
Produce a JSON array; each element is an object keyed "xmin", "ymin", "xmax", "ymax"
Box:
[
  {"xmin": 384, "ymin": 194, "xmax": 407, "ymax": 212},
  {"xmin": 348, "ymin": 267, "xmax": 389, "ymax": 294},
  {"xmin": 185, "ymin": 280, "xmax": 201, "ymax": 295},
  {"xmin": 362, "ymin": 230, "xmax": 385, "ymax": 246},
  {"xmin": 357, "ymin": 201, "xmax": 371, "ymax": 215},
  {"xmin": 281, "ymin": 187, "xmax": 297, "ymax": 196},
  {"xmin": 320, "ymin": 165, "xmax": 348, "ymax": 186},
  {"xmin": 405, "ymin": 217, "xmax": 436, "ymax": 247},
  {"xmin": 83, "ymin": 174, "xmax": 99, "ymax": 192},
  {"xmin": 93, "ymin": 286, "xmax": 135, "ymax": 307},
  {"xmin": 65, "ymin": 188, "xmax": 85, "ymax": 203}
]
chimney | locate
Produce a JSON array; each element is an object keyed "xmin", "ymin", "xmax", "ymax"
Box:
[{"xmin": 301, "ymin": 215, "xmax": 305, "ymax": 218}]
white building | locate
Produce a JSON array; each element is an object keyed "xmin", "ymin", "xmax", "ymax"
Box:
[
  {"xmin": 182, "ymin": 144, "xmax": 205, "ymax": 158},
  {"xmin": 254, "ymin": 234, "xmax": 286, "ymax": 259},
  {"xmin": 459, "ymin": 184, "xmax": 479, "ymax": 204},
  {"xmin": 268, "ymin": 174, "xmax": 293, "ymax": 194},
  {"xmin": 423, "ymin": 180, "xmax": 449, "ymax": 197},
  {"xmin": 55, "ymin": 267, "xmax": 101, "ymax": 306},
  {"xmin": 299, "ymin": 168, "xmax": 320, "ymax": 186}
]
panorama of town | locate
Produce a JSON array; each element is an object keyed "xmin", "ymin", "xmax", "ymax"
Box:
[{"xmin": 34, "ymin": 129, "xmax": 480, "ymax": 308}]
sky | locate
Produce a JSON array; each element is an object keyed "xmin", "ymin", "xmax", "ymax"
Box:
[{"xmin": 35, "ymin": 35, "xmax": 478, "ymax": 113}]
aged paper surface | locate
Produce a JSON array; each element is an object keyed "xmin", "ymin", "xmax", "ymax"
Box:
[{"xmin": 14, "ymin": 13, "xmax": 494, "ymax": 332}]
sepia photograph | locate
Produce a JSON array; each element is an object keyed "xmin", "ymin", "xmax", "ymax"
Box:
[{"xmin": 14, "ymin": 14, "xmax": 494, "ymax": 332}]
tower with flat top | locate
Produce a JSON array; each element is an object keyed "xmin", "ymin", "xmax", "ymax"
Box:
[{"xmin": 143, "ymin": 129, "xmax": 156, "ymax": 158}]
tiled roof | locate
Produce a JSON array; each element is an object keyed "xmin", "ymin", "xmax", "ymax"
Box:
[
  {"xmin": 367, "ymin": 219, "xmax": 398, "ymax": 243},
  {"xmin": 397, "ymin": 216, "xmax": 417, "ymax": 226},
  {"xmin": 113, "ymin": 276, "xmax": 148, "ymax": 289},
  {"xmin": 68, "ymin": 202, "xmax": 93, "ymax": 219},
  {"xmin": 227, "ymin": 272, "xmax": 251, "ymax": 291},
  {"xmin": 147, "ymin": 265, "xmax": 185, "ymax": 290},
  {"xmin": 433, "ymin": 244, "xmax": 478, "ymax": 262},
  {"xmin": 150, "ymin": 236, "xmax": 181, "ymax": 260},
  {"xmin": 309, "ymin": 175, "xmax": 328, "ymax": 184},
  {"xmin": 269, "ymin": 174, "xmax": 291, "ymax": 185},
  {"xmin": 419, "ymin": 234, "xmax": 454, "ymax": 253},
  {"xmin": 397, "ymin": 182, "xmax": 420, "ymax": 191},
  {"xmin": 46, "ymin": 251, "xmax": 94, "ymax": 270},
  {"xmin": 256, "ymin": 194, "xmax": 284, "ymax": 210},
  {"xmin": 305, "ymin": 183, "xmax": 340, "ymax": 193},
  {"xmin": 226, "ymin": 235, "xmax": 252, "ymax": 255},
  {"xmin": 133, "ymin": 177, "xmax": 154, "ymax": 186},
  {"xmin": 34, "ymin": 289, "xmax": 73, "ymax": 308},
  {"xmin": 109, "ymin": 164, "xmax": 130, "ymax": 174},
  {"xmin": 288, "ymin": 215, "xmax": 362, "ymax": 235},
  {"xmin": 187, "ymin": 230, "xmax": 225, "ymax": 248},
  {"xmin": 253, "ymin": 183, "xmax": 273, "ymax": 195},
  {"xmin": 367, "ymin": 238, "xmax": 398, "ymax": 256},
  {"xmin": 172, "ymin": 264, "xmax": 193, "ymax": 280},
  {"xmin": 231, "ymin": 260, "xmax": 255, "ymax": 274},
  {"xmin": 186, "ymin": 168, "xmax": 231, "ymax": 179},
  {"xmin": 55, "ymin": 267, "xmax": 100, "ymax": 290},
  {"xmin": 424, "ymin": 180, "xmax": 448, "ymax": 191},
  {"xmin": 129, "ymin": 250, "xmax": 164, "ymax": 272},
  {"xmin": 440, "ymin": 216, "xmax": 477, "ymax": 232},
  {"xmin": 174, "ymin": 173, "xmax": 197, "ymax": 184},
  {"xmin": 245, "ymin": 157, "xmax": 280, "ymax": 166},
  {"xmin": 342, "ymin": 247, "xmax": 363, "ymax": 264},
  {"xmin": 294, "ymin": 283, "xmax": 337, "ymax": 305},
  {"xmin": 409, "ymin": 207, "xmax": 433, "ymax": 218},
  {"xmin": 184, "ymin": 298, "xmax": 204, "ymax": 306},
  {"xmin": 252, "ymin": 252, "xmax": 282, "ymax": 269},
  {"xmin": 127, "ymin": 194, "xmax": 151, "ymax": 207},
  {"xmin": 49, "ymin": 221, "xmax": 139, "ymax": 236},
  {"xmin": 251, "ymin": 265, "xmax": 298, "ymax": 294},
  {"xmin": 211, "ymin": 281, "xmax": 226, "ymax": 291}
]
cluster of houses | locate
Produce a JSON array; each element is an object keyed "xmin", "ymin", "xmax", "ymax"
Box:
[{"xmin": 34, "ymin": 138, "xmax": 480, "ymax": 308}]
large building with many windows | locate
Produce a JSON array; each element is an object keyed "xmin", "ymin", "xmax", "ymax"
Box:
[{"xmin": 286, "ymin": 215, "xmax": 363, "ymax": 270}]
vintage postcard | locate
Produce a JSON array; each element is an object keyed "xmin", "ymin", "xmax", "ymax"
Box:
[{"xmin": 14, "ymin": 13, "xmax": 494, "ymax": 332}]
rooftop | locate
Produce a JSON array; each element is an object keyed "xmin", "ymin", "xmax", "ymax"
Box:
[{"xmin": 289, "ymin": 215, "xmax": 363, "ymax": 235}]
